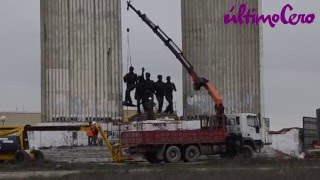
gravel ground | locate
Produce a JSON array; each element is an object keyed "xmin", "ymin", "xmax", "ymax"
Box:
[{"xmin": 0, "ymin": 145, "xmax": 309, "ymax": 180}]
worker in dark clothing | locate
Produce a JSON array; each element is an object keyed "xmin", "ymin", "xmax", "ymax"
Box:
[
  {"xmin": 154, "ymin": 75, "xmax": 165, "ymax": 113},
  {"xmin": 164, "ymin": 76, "xmax": 176, "ymax": 114},
  {"xmin": 123, "ymin": 66, "xmax": 137, "ymax": 106},
  {"xmin": 135, "ymin": 68, "xmax": 145, "ymax": 114},
  {"xmin": 143, "ymin": 72, "xmax": 155, "ymax": 113}
]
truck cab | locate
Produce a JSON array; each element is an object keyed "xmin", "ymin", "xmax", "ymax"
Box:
[{"xmin": 226, "ymin": 113, "xmax": 264, "ymax": 154}]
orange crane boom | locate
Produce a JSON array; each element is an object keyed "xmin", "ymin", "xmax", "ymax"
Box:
[{"xmin": 127, "ymin": 1, "xmax": 224, "ymax": 116}]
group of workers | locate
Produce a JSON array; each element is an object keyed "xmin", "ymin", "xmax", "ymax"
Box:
[
  {"xmin": 123, "ymin": 66, "xmax": 177, "ymax": 114},
  {"xmin": 86, "ymin": 121, "xmax": 99, "ymax": 146}
]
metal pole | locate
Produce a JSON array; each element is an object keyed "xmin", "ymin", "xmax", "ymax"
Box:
[{"xmin": 317, "ymin": 108, "xmax": 320, "ymax": 143}]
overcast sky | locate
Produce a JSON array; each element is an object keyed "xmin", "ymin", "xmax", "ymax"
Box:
[{"xmin": 0, "ymin": 0, "xmax": 319, "ymax": 130}]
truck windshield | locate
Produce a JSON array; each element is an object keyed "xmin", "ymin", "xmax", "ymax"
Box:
[{"xmin": 247, "ymin": 116, "xmax": 259, "ymax": 127}]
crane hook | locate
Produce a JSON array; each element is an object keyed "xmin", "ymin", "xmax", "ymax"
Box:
[{"xmin": 127, "ymin": 1, "xmax": 132, "ymax": 11}]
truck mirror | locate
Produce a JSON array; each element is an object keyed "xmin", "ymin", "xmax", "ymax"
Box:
[{"xmin": 255, "ymin": 126, "xmax": 260, "ymax": 134}]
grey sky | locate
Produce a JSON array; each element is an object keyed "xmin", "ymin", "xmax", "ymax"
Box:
[
  {"xmin": 0, "ymin": 0, "xmax": 319, "ymax": 130},
  {"xmin": 0, "ymin": 0, "xmax": 40, "ymax": 112}
]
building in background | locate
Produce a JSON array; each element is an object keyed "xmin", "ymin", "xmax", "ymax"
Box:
[
  {"xmin": 40, "ymin": 0, "xmax": 123, "ymax": 122},
  {"xmin": 0, "ymin": 112, "xmax": 41, "ymax": 126},
  {"xmin": 181, "ymin": 0, "xmax": 262, "ymax": 118},
  {"xmin": 302, "ymin": 108, "xmax": 320, "ymax": 150},
  {"xmin": 269, "ymin": 128, "xmax": 303, "ymax": 158},
  {"xmin": 302, "ymin": 116, "xmax": 318, "ymax": 150}
]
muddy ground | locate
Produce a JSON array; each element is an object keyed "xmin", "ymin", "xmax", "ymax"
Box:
[
  {"xmin": 1, "ymin": 158, "xmax": 320, "ymax": 180},
  {"xmin": 0, "ymin": 146, "xmax": 318, "ymax": 180}
]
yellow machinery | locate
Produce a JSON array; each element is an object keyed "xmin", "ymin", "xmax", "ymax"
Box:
[{"xmin": 0, "ymin": 124, "xmax": 124, "ymax": 165}]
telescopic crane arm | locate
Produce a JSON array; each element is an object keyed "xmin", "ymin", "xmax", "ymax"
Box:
[{"xmin": 127, "ymin": 1, "xmax": 225, "ymax": 115}]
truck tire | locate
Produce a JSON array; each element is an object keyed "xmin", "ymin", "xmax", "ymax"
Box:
[
  {"xmin": 14, "ymin": 150, "xmax": 30, "ymax": 166},
  {"xmin": 32, "ymin": 150, "xmax": 44, "ymax": 166},
  {"xmin": 183, "ymin": 146, "xmax": 200, "ymax": 162},
  {"xmin": 146, "ymin": 153, "xmax": 162, "ymax": 164},
  {"xmin": 240, "ymin": 145, "xmax": 253, "ymax": 159},
  {"xmin": 165, "ymin": 146, "xmax": 181, "ymax": 163}
]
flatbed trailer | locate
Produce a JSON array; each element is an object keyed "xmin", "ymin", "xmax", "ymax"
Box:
[
  {"xmin": 121, "ymin": 113, "xmax": 264, "ymax": 163},
  {"xmin": 121, "ymin": 119, "xmax": 229, "ymax": 164}
]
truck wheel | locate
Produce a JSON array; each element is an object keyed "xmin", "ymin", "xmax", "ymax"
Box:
[
  {"xmin": 240, "ymin": 145, "xmax": 253, "ymax": 159},
  {"xmin": 32, "ymin": 150, "xmax": 44, "ymax": 166},
  {"xmin": 146, "ymin": 153, "xmax": 162, "ymax": 164},
  {"xmin": 183, "ymin": 146, "xmax": 200, "ymax": 162},
  {"xmin": 165, "ymin": 146, "xmax": 181, "ymax": 163},
  {"xmin": 14, "ymin": 150, "xmax": 30, "ymax": 166}
]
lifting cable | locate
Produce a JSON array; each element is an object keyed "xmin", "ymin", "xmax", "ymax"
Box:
[
  {"xmin": 127, "ymin": 28, "xmax": 133, "ymax": 71},
  {"xmin": 125, "ymin": 0, "xmax": 133, "ymax": 72},
  {"xmin": 125, "ymin": 1, "xmax": 134, "ymax": 108}
]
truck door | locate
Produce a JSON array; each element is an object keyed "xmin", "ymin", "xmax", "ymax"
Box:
[
  {"xmin": 227, "ymin": 116, "xmax": 241, "ymax": 134},
  {"xmin": 245, "ymin": 115, "xmax": 262, "ymax": 141}
]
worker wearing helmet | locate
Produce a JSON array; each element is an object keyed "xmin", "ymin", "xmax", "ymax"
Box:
[
  {"xmin": 91, "ymin": 121, "xmax": 99, "ymax": 146},
  {"xmin": 123, "ymin": 66, "xmax": 138, "ymax": 106},
  {"xmin": 86, "ymin": 120, "xmax": 93, "ymax": 146}
]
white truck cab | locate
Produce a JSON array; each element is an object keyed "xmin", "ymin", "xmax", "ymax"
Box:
[{"xmin": 226, "ymin": 113, "xmax": 264, "ymax": 152}]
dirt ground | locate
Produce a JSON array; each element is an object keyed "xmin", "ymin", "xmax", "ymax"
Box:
[
  {"xmin": 1, "ymin": 158, "xmax": 320, "ymax": 180},
  {"xmin": 0, "ymin": 146, "xmax": 317, "ymax": 179},
  {"xmin": 36, "ymin": 144, "xmax": 280, "ymax": 163}
]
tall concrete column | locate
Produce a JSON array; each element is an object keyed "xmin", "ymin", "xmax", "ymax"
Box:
[
  {"xmin": 41, "ymin": 0, "xmax": 123, "ymax": 122},
  {"xmin": 181, "ymin": 0, "xmax": 262, "ymax": 118}
]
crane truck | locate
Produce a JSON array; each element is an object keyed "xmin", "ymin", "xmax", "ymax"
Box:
[{"xmin": 121, "ymin": 1, "xmax": 263, "ymax": 163}]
